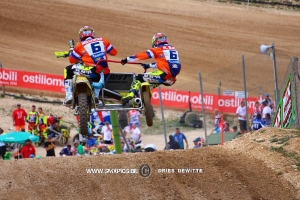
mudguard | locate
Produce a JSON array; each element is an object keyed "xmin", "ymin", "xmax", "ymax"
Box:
[
  {"xmin": 74, "ymin": 76, "xmax": 93, "ymax": 93},
  {"xmin": 141, "ymin": 82, "xmax": 152, "ymax": 99}
]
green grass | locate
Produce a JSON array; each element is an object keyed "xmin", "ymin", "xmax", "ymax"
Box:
[
  {"xmin": 260, "ymin": 129, "xmax": 266, "ymax": 133},
  {"xmin": 270, "ymin": 138, "xmax": 278, "ymax": 143},
  {"xmin": 277, "ymin": 136, "xmax": 291, "ymax": 144},
  {"xmin": 140, "ymin": 116, "xmax": 196, "ymax": 135},
  {"xmin": 277, "ymin": 171, "xmax": 282, "ymax": 176}
]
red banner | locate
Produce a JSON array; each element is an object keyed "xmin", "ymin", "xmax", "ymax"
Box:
[
  {"xmin": 151, "ymin": 88, "xmax": 258, "ymax": 113},
  {"xmin": 0, "ymin": 68, "xmax": 259, "ymax": 114},
  {"xmin": 0, "ymin": 68, "xmax": 65, "ymax": 93}
]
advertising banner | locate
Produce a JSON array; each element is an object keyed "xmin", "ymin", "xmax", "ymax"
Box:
[{"xmin": 0, "ymin": 68, "xmax": 65, "ymax": 93}]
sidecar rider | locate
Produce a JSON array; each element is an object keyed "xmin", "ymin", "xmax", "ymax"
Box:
[
  {"xmin": 64, "ymin": 26, "xmax": 118, "ymax": 104},
  {"xmin": 120, "ymin": 33, "xmax": 181, "ymax": 105}
]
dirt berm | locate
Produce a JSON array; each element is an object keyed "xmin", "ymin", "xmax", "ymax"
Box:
[{"xmin": 0, "ymin": 135, "xmax": 298, "ymax": 200}]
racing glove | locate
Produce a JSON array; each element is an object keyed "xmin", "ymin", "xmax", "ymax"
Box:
[
  {"xmin": 69, "ymin": 39, "xmax": 75, "ymax": 51},
  {"xmin": 120, "ymin": 58, "xmax": 127, "ymax": 65},
  {"xmin": 141, "ymin": 63, "xmax": 150, "ymax": 70}
]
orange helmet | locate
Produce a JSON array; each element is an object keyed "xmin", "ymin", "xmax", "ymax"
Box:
[
  {"xmin": 78, "ymin": 26, "xmax": 95, "ymax": 41},
  {"xmin": 152, "ymin": 33, "xmax": 168, "ymax": 48}
]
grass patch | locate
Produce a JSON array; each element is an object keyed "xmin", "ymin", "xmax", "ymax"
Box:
[
  {"xmin": 260, "ymin": 129, "xmax": 266, "ymax": 133},
  {"xmin": 283, "ymin": 142, "xmax": 289, "ymax": 146},
  {"xmin": 270, "ymin": 138, "xmax": 278, "ymax": 143},
  {"xmin": 0, "ymin": 93, "xmax": 5, "ymax": 98},
  {"xmin": 270, "ymin": 146, "xmax": 285, "ymax": 154},
  {"xmin": 277, "ymin": 136, "xmax": 291, "ymax": 144},
  {"xmin": 277, "ymin": 171, "xmax": 282, "ymax": 176},
  {"xmin": 140, "ymin": 116, "xmax": 195, "ymax": 135}
]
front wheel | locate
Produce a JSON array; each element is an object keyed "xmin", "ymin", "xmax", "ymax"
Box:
[
  {"xmin": 78, "ymin": 93, "xmax": 89, "ymax": 135},
  {"xmin": 142, "ymin": 90, "xmax": 153, "ymax": 127}
]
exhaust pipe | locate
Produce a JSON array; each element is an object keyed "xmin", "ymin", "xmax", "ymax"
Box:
[{"xmin": 129, "ymin": 98, "xmax": 141, "ymax": 106}]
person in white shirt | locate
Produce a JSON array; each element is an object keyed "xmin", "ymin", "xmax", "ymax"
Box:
[
  {"xmin": 101, "ymin": 122, "xmax": 113, "ymax": 144},
  {"xmin": 128, "ymin": 110, "xmax": 141, "ymax": 128},
  {"xmin": 262, "ymin": 101, "xmax": 272, "ymax": 120},
  {"xmin": 236, "ymin": 100, "xmax": 247, "ymax": 134},
  {"xmin": 129, "ymin": 123, "xmax": 142, "ymax": 144}
]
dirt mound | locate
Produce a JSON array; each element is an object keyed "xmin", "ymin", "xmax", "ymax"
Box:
[
  {"xmin": 0, "ymin": 147, "xmax": 297, "ymax": 199},
  {"xmin": 225, "ymin": 127, "xmax": 300, "ymax": 197}
]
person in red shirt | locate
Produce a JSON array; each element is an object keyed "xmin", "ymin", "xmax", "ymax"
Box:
[
  {"xmin": 47, "ymin": 113, "xmax": 55, "ymax": 128},
  {"xmin": 21, "ymin": 139, "xmax": 36, "ymax": 158},
  {"xmin": 12, "ymin": 103, "xmax": 28, "ymax": 132}
]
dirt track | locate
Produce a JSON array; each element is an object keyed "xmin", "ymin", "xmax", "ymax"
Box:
[
  {"xmin": 1, "ymin": 0, "xmax": 300, "ymax": 94},
  {"xmin": 1, "ymin": 0, "xmax": 300, "ymax": 199},
  {"xmin": 0, "ymin": 147, "xmax": 297, "ymax": 200}
]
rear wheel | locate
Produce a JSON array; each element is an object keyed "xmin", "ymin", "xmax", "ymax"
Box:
[
  {"xmin": 185, "ymin": 112, "xmax": 200, "ymax": 127},
  {"xmin": 78, "ymin": 93, "xmax": 89, "ymax": 135},
  {"xmin": 142, "ymin": 90, "xmax": 153, "ymax": 127}
]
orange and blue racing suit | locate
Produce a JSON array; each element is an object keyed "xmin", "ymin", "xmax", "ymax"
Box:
[
  {"xmin": 65, "ymin": 37, "xmax": 117, "ymax": 82},
  {"xmin": 124, "ymin": 44, "xmax": 181, "ymax": 97}
]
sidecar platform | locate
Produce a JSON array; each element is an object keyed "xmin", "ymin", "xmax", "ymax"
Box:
[{"xmin": 95, "ymin": 73, "xmax": 144, "ymax": 111}]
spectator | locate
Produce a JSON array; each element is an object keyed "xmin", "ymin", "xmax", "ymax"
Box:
[
  {"xmin": 101, "ymin": 122, "xmax": 113, "ymax": 144},
  {"xmin": 120, "ymin": 139, "xmax": 126, "ymax": 153},
  {"xmin": 262, "ymin": 101, "xmax": 272, "ymax": 120},
  {"xmin": 144, "ymin": 144, "xmax": 157, "ymax": 152},
  {"xmin": 129, "ymin": 123, "xmax": 142, "ymax": 144},
  {"xmin": 73, "ymin": 140, "xmax": 84, "ymax": 155},
  {"xmin": 21, "ymin": 139, "xmax": 36, "ymax": 158},
  {"xmin": 128, "ymin": 110, "xmax": 141, "ymax": 128},
  {"xmin": 86, "ymin": 134, "xmax": 97, "ymax": 148},
  {"xmin": 173, "ymin": 128, "xmax": 188, "ymax": 149},
  {"xmin": 264, "ymin": 113, "xmax": 272, "ymax": 126},
  {"xmin": 214, "ymin": 109, "xmax": 221, "ymax": 133},
  {"xmin": 47, "ymin": 113, "xmax": 55, "ymax": 129},
  {"xmin": 233, "ymin": 126, "xmax": 238, "ymax": 133},
  {"xmin": 264, "ymin": 93, "xmax": 274, "ymax": 109},
  {"xmin": 224, "ymin": 122, "xmax": 233, "ymax": 133},
  {"xmin": 44, "ymin": 135, "xmax": 56, "ymax": 157},
  {"xmin": 59, "ymin": 145, "xmax": 73, "ymax": 156},
  {"xmin": 250, "ymin": 101, "xmax": 262, "ymax": 121},
  {"xmin": 12, "ymin": 103, "xmax": 27, "ymax": 132},
  {"xmin": 38, "ymin": 107, "xmax": 48, "ymax": 136},
  {"xmin": 166, "ymin": 135, "xmax": 180, "ymax": 150},
  {"xmin": 193, "ymin": 137, "xmax": 203, "ymax": 148},
  {"xmin": 236, "ymin": 100, "xmax": 247, "ymax": 134},
  {"xmin": 26, "ymin": 105, "xmax": 39, "ymax": 134},
  {"xmin": 118, "ymin": 110, "xmax": 128, "ymax": 130},
  {"xmin": 0, "ymin": 128, "xmax": 6, "ymax": 160},
  {"xmin": 251, "ymin": 113, "xmax": 265, "ymax": 131},
  {"xmin": 14, "ymin": 149, "xmax": 22, "ymax": 159}
]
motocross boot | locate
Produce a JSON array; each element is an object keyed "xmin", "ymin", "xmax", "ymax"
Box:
[
  {"xmin": 121, "ymin": 80, "xmax": 141, "ymax": 105},
  {"xmin": 64, "ymin": 79, "xmax": 73, "ymax": 105}
]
